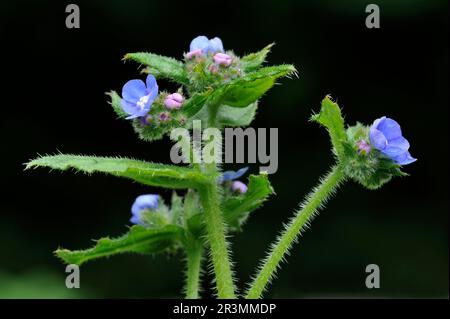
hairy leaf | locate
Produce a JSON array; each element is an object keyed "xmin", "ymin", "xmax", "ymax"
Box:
[
  {"xmin": 223, "ymin": 173, "xmax": 274, "ymax": 230},
  {"xmin": 124, "ymin": 52, "xmax": 189, "ymax": 85},
  {"xmin": 240, "ymin": 43, "xmax": 274, "ymax": 72},
  {"xmin": 311, "ymin": 95, "xmax": 348, "ymax": 160},
  {"xmin": 189, "ymin": 102, "xmax": 258, "ymax": 128},
  {"xmin": 216, "ymin": 65, "xmax": 297, "ymax": 107},
  {"xmin": 217, "ymin": 103, "xmax": 258, "ymax": 127},
  {"xmin": 55, "ymin": 225, "xmax": 183, "ymax": 265},
  {"xmin": 26, "ymin": 154, "xmax": 206, "ymax": 189}
]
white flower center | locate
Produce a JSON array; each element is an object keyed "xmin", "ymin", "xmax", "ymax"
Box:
[{"xmin": 136, "ymin": 95, "xmax": 150, "ymax": 110}]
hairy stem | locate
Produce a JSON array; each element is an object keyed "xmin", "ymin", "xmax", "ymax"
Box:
[
  {"xmin": 198, "ymin": 177, "xmax": 236, "ymax": 298},
  {"xmin": 185, "ymin": 238, "xmax": 203, "ymax": 299},
  {"xmin": 245, "ymin": 165, "xmax": 345, "ymax": 299}
]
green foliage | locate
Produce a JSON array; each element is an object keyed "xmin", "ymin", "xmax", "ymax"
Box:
[
  {"xmin": 311, "ymin": 95, "xmax": 348, "ymax": 160},
  {"xmin": 240, "ymin": 43, "xmax": 274, "ymax": 72},
  {"xmin": 26, "ymin": 154, "xmax": 206, "ymax": 189},
  {"xmin": 215, "ymin": 65, "xmax": 297, "ymax": 107},
  {"xmin": 55, "ymin": 225, "xmax": 183, "ymax": 266},
  {"xmin": 223, "ymin": 173, "xmax": 274, "ymax": 230},
  {"xmin": 124, "ymin": 52, "xmax": 189, "ymax": 85},
  {"xmin": 107, "ymin": 91, "xmax": 128, "ymax": 119},
  {"xmin": 189, "ymin": 102, "xmax": 258, "ymax": 128}
]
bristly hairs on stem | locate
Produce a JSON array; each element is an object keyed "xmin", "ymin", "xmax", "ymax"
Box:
[{"xmin": 245, "ymin": 165, "xmax": 346, "ymax": 299}]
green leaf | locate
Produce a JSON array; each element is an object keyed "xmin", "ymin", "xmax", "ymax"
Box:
[
  {"xmin": 216, "ymin": 65, "xmax": 297, "ymax": 107},
  {"xmin": 311, "ymin": 95, "xmax": 348, "ymax": 160},
  {"xmin": 124, "ymin": 52, "xmax": 189, "ymax": 85},
  {"xmin": 189, "ymin": 102, "xmax": 258, "ymax": 128},
  {"xmin": 223, "ymin": 173, "xmax": 274, "ymax": 230},
  {"xmin": 55, "ymin": 225, "xmax": 183, "ymax": 265},
  {"xmin": 182, "ymin": 90, "xmax": 213, "ymax": 118},
  {"xmin": 240, "ymin": 43, "xmax": 274, "ymax": 72},
  {"xmin": 217, "ymin": 103, "xmax": 258, "ymax": 127},
  {"xmin": 107, "ymin": 91, "xmax": 127, "ymax": 119},
  {"xmin": 26, "ymin": 154, "xmax": 206, "ymax": 189}
]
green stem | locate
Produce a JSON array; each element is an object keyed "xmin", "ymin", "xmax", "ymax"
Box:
[
  {"xmin": 245, "ymin": 165, "xmax": 346, "ymax": 299},
  {"xmin": 194, "ymin": 101, "xmax": 235, "ymax": 298},
  {"xmin": 198, "ymin": 177, "xmax": 236, "ymax": 298},
  {"xmin": 185, "ymin": 238, "xmax": 203, "ymax": 299}
]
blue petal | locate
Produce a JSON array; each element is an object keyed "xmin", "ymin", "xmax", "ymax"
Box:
[
  {"xmin": 220, "ymin": 167, "xmax": 249, "ymax": 183},
  {"xmin": 125, "ymin": 108, "xmax": 149, "ymax": 120},
  {"xmin": 392, "ymin": 151, "xmax": 417, "ymax": 165},
  {"xmin": 372, "ymin": 116, "xmax": 386, "ymax": 130},
  {"xmin": 382, "ymin": 136, "xmax": 410, "ymax": 157},
  {"xmin": 122, "ymin": 79, "xmax": 147, "ymax": 103},
  {"xmin": 190, "ymin": 35, "xmax": 209, "ymax": 52},
  {"xmin": 207, "ymin": 37, "xmax": 224, "ymax": 54},
  {"xmin": 130, "ymin": 215, "xmax": 143, "ymax": 225},
  {"xmin": 369, "ymin": 127, "xmax": 387, "ymax": 150},
  {"xmin": 377, "ymin": 117, "xmax": 402, "ymax": 140},
  {"xmin": 145, "ymin": 74, "xmax": 159, "ymax": 102},
  {"xmin": 120, "ymin": 99, "xmax": 138, "ymax": 115},
  {"xmin": 131, "ymin": 194, "xmax": 159, "ymax": 216}
]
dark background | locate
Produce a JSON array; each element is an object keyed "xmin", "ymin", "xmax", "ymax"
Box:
[{"xmin": 0, "ymin": 0, "xmax": 448, "ymax": 298}]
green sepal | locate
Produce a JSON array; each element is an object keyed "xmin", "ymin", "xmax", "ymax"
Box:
[
  {"xmin": 222, "ymin": 173, "xmax": 274, "ymax": 230},
  {"xmin": 55, "ymin": 225, "xmax": 183, "ymax": 266},
  {"xmin": 26, "ymin": 154, "xmax": 206, "ymax": 189},
  {"xmin": 107, "ymin": 91, "xmax": 128, "ymax": 119},
  {"xmin": 124, "ymin": 52, "xmax": 189, "ymax": 85},
  {"xmin": 240, "ymin": 43, "xmax": 274, "ymax": 72},
  {"xmin": 311, "ymin": 95, "xmax": 348, "ymax": 160}
]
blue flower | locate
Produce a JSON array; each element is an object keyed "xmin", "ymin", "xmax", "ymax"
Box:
[
  {"xmin": 369, "ymin": 116, "xmax": 417, "ymax": 165},
  {"xmin": 187, "ymin": 35, "xmax": 224, "ymax": 58},
  {"xmin": 130, "ymin": 194, "xmax": 159, "ymax": 225},
  {"xmin": 121, "ymin": 74, "xmax": 159, "ymax": 120},
  {"xmin": 219, "ymin": 167, "xmax": 249, "ymax": 183}
]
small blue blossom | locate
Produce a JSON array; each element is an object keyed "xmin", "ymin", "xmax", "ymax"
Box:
[
  {"xmin": 187, "ymin": 35, "xmax": 224, "ymax": 58},
  {"xmin": 369, "ymin": 116, "xmax": 417, "ymax": 165},
  {"xmin": 219, "ymin": 167, "xmax": 249, "ymax": 183},
  {"xmin": 121, "ymin": 74, "xmax": 159, "ymax": 120},
  {"xmin": 130, "ymin": 194, "xmax": 159, "ymax": 225}
]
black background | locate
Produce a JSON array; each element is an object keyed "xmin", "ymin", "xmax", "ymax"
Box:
[{"xmin": 0, "ymin": 0, "xmax": 448, "ymax": 298}]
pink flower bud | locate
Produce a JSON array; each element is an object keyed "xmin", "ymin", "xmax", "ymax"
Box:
[
  {"xmin": 209, "ymin": 64, "xmax": 219, "ymax": 74},
  {"xmin": 164, "ymin": 93, "xmax": 184, "ymax": 110},
  {"xmin": 140, "ymin": 115, "xmax": 152, "ymax": 126},
  {"xmin": 357, "ymin": 139, "xmax": 371, "ymax": 154},
  {"xmin": 231, "ymin": 181, "xmax": 248, "ymax": 194},
  {"xmin": 159, "ymin": 112, "xmax": 171, "ymax": 122},
  {"xmin": 213, "ymin": 53, "xmax": 232, "ymax": 66},
  {"xmin": 185, "ymin": 49, "xmax": 203, "ymax": 59}
]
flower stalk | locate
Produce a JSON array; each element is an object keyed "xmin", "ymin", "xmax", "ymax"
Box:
[
  {"xmin": 185, "ymin": 237, "xmax": 204, "ymax": 299},
  {"xmin": 245, "ymin": 165, "xmax": 346, "ymax": 299}
]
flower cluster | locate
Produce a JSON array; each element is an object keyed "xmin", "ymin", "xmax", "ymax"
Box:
[
  {"xmin": 120, "ymin": 74, "xmax": 186, "ymax": 126},
  {"xmin": 184, "ymin": 35, "xmax": 243, "ymax": 91}
]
